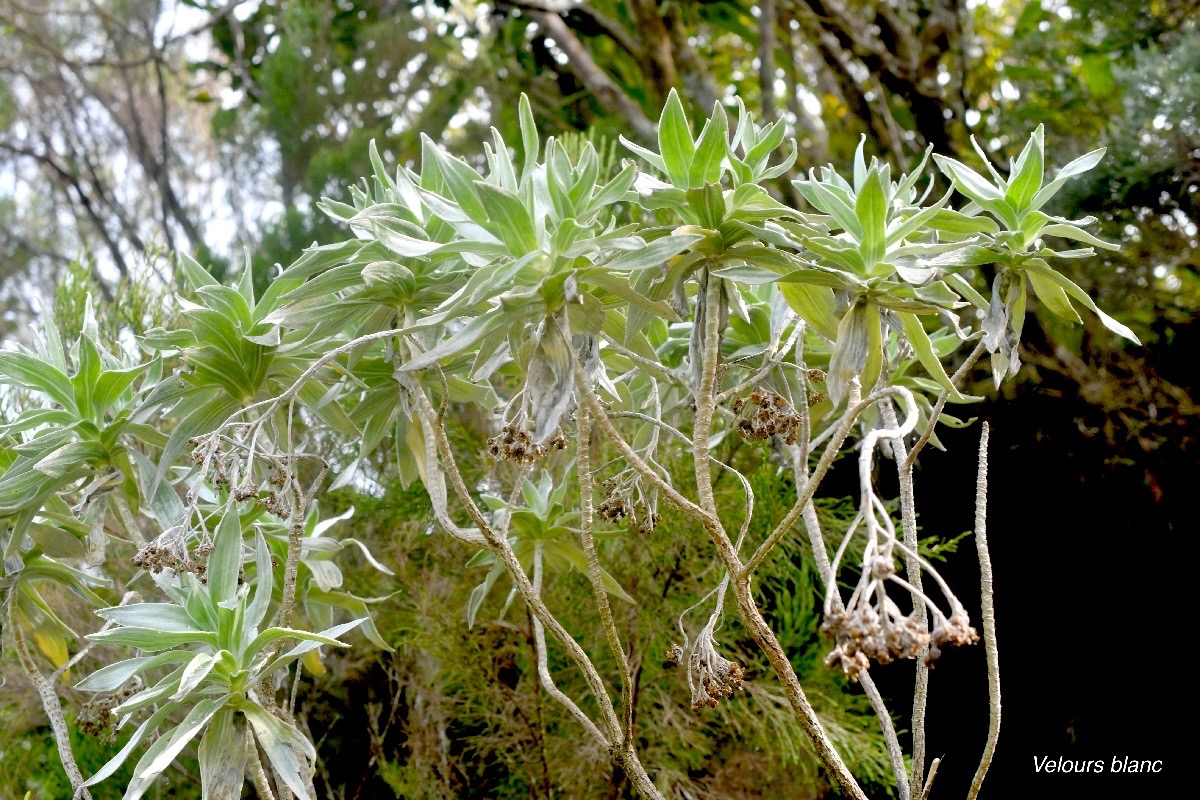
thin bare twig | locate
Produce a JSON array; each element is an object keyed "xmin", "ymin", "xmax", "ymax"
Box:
[
  {"xmin": 574, "ymin": 400, "xmax": 636, "ymax": 744},
  {"xmin": 531, "ymin": 544, "xmax": 610, "ymax": 748},
  {"xmin": 880, "ymin": 397, "xmax": 930, "ymax": 795},
  {"xmin": 919, "ymin": 757, "xmax": 941, "ymax": 800},
  {"xmin": 968, "ymin": 422, "xmax": 1000, "ymax": 800}
]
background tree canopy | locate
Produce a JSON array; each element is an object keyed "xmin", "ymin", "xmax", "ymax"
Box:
[{"xmin": 0, "ymin": 0, "xmax": 1195, "ymax": 797}]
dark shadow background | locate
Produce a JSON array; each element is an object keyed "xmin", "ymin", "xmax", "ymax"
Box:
[{"xmin": 864, "ymin": 322, "xmax": 1199, "ymax": 798}]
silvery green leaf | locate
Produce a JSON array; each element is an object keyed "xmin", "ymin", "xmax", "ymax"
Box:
[
  {"xmin": 944, "ymin": 272, "xmax": 989, "ymax": 309},
  {"xmin": 245, "ymin": 533, "xmax": 274, "ymax": 632},
  {"xmin": 369, "ymin": 219, "xmax": 441, "ymax": 257},
  {"xmin": 125, "ymin": 696, "xmax": 229, "ymax": 799},
  {"xmin": 1023, "ymin": 261, "xmax": 1140, "ymax": 343},
  {"xmin": 199, "ymin": 708, "xmax": 248, "ymax": 800},
  {"xmin": 1027, "ymin": 269, "xmax": 1082, "ymax": 323},
  {"xmin": 76, "ymin": 651, "xmax": 193, "ymax": 693},
  {"xmin": 1040, "ymin": 223, "xmax": 1120, "ymax": 251},
  {"xmin": 745, "ymin": 117, "xmax": 787, "ymax": 172},
  {"xmin": 689, "ymin": 103, "xmax": 728, "ymax": 188},
  {"xmin": 339, "ymin": 537, "xmax": 394, "ymax": 576},
  {"xmin": 264, "ymin": 619, "xmax": 367, "ymax": 673},
  {"xmin": 827, "ymin": 302, "xmax": 870, "ymax": 408},
  {"xmin": 171, "ymin": 652, "xmax": 219, "ymax": 700},
  {"xmin": 893, "ymin": 257, "xmax": 938, "ymax": 285},
  {"xmin": 468, "ymin": 560, "xmax": 503, "ymax": 629},
  {"xmin": 958, "ymin": 141, "xmax": 1002, "ymax": 194},
  {"xmin": 97, "ymin": 603, "xmax": 204, "ymax": 633},
  {"xmin": 244, "ymin": 626, "xmax": 354, "ymax": 663},
  {"xmin": 519, "ymin": 94, "xmax": 540, "ymax": 183},
  {"xmin": 88, "ymin": 627, "xmax": 217, "ymax": 651},
  {"xmin": 244, "ymin": 703, "xmax": 318, "ymax": 800},
  {"xmin": 927, "ymin": 208, "xmax": 1001, "ymax": 236},
  {"xmin": 896, "ymin": 312, "xmax": 967, "ymax": 400},
  {"xmin": 604, "ymin": 233, "xmax": 703, "ymax": 272},
  {"xmin": 525, "ymin": 315, "xmax": 575, "ymax": 445},
  {"xmin": 658, "ymin": 89, "xmax": 695, "ymax": 188},
  {"xmin": 852, "ymin": 135, "xmax": 868, "ymax": 192},
  {"xmin": 686, "ymin": 183, "xmax": 725, "ymax": 229},
  {"xmin": 793, "ymin": 172, "xmax": 862, "ymax": 237},
  {"xmin": 114, "ymin": 665, "xmax": 187, "ymax": 716},
  {"xmin": 885, "ymin": 189, "xmax": 954, "ymax": 247},
  {"xmin": 1005, "ymin": 125, "xmax": 1044, "ymax": 211},
  {"xmin": 27, "ymin": 519, "xmax": 85, "ymax": 560},
  {"xmin": 933, "ymin": 155, "xmax": 1018, "ymax": 228},
  {"xmin": 780, "ymin": 283, "xmax": 840, "ymax": 341},
  {"xmin": 856, "ymin": 167, "xmax": 887, "ymax": 267},
  {"xmin": 243, "ymin": 325, "xmax": 280, "ymax": 346},
  {"xmin": 800, "ymin": 236, "xmax": 868, "ymax": 275},
  {"xmin": 712, "ymin": 264, "xmax": 781, "ymax": 284},
  {"xmin": 621, "ymin": 137, "xmax": 668, "ymax": 174},
  {"xmin": 207, "ymin": 507, "xmax": 243, "ymax": 605},
  {"xmin": 921, "ymin": 245, "xmax": 999, "ymax": 269},
  {"xmin": 422, "ymin": 135, "xmax": 488, "ymax": 224},
  {"xmin": 477, "ymin": 181, "xmax": 539, "ymax": 254},
  {"xmin": 398, "ymin": 313, "xmax": 499, "ymax": 372},
  {"xmin": 721, "ymin": 278, "xmax": 751, "ymax": 323},
  {"xmin": 486, "ymin": 131, "xmax": 518, "ymax": 193},
  {"xmin": 895, "ymin": 145, "xmax": 934, "ymax": 200},
  {"xmin": 310, "ymin": 505, "xmax": 354, "ymax": 537},
  {"xmin": 585, "ymin": 163, "xmax": 638, "ymax": 214},
  {"xmin": 307, "ymin": 559, "xmax": 343, "ymax": 592},
  {"xmin": 981, "ymin": 274, "xmax": 1012, "ymax": 353},
  {"xmin": 581, "ymin": 269, "xmax": 679, "ymax": 320},
  {"xmin": 1028, "ymin": 148, "xmax": 1105, "ymax": 213}
]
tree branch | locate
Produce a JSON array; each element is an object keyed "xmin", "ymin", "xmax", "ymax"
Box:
[{"xmin": 531, "ymin": 10, "xmax": 658, "ymax": 143}]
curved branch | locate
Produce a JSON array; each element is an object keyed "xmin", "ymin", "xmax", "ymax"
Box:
[
  {"xmin": 531, "ymin": 544, "xmax": 611, "ymax": 749},
  {"xmin": 7, "ymin": 601, "xmax": 91, "ymax": 799}
]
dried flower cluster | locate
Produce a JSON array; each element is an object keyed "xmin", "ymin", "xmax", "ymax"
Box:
[
  {"xmin": 132, "ymin": 540, "xmax": 212, "ymax": 579},
  {"xmin": 927, "ymin": 608, "xmax": 980, "ymax": 664},
  {"xmin": 487, "ymin": 423, "xmax": 567, "ymax": 463},
  {"xmin": 688, "ymin": 636, "xmax": 745, "ymax": 711},
  {"xmin": 76, "ymin": 680, "xmax": 140, "ymax": 743},
  {"xmin": 822, "ymin": 554, "xmax": 978, "ymax": 680},
  {"xmin": 189, "ymin": 435, "xmax": 294, "ymax": 517},
  {"xmin": 256, "ymin": 489, "xmax": 293, "ymax": 518},
  {"xmin": 732, "ymin": 390, "xmax": 801, "ymax": 444},
  {"xmin": 822, "ymin": 602, "xmax": 930, "ymax": 680},
  {"xmin": 806, "ymin": 369, "xmax": 829, "ymax": 405},
  {"xmin": 598, "ymin": 473, "xmax": 660, "ymax": 534}
]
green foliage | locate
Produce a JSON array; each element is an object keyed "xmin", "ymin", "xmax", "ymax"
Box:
[{"xmin": 0, "ymin": 95, "xmax": 1131, "ymax": 798}]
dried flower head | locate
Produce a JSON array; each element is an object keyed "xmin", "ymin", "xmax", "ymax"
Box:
[
  {"xmin": 688, "ymin": 633, "xmax": 745, "ymax": 711},
  {"xmin": 599, "ymin": 472, "xmax": 659, "ymax": 534},
  {"xmin": 925, "ymin": 606, "xmax": 980, "ymax": 667},
  {"xmin": 822, "ymin": 546, "xmax": 979, "ymax": 679},
  {"xmin": 76, "ymin": 680, "xmax": 139, "ymax": 743},
  {"xmin": 487, "ymin": 423, "xmax": 566, "ymax": 464},
  {"xmin": 732, "ymin": 390, "xmax": 801, "ymax": 445}
]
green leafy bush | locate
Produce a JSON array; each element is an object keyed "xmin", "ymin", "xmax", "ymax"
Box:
[{"xmin": 0, "ymin": 93, "xmax": 1133, "ymax": 799}]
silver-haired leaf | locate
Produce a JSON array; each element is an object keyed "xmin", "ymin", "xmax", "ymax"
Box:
[
  {"xmin": 199, "ymin": 708, "xmax": 248, "ymax": 800},
  {"xmin": 525, "ymin": 315, "xmax": 575, "ymax": 445},
  {"xmin": 244, "ymin": 703, "xmax": 318, "ymax": 800}
]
